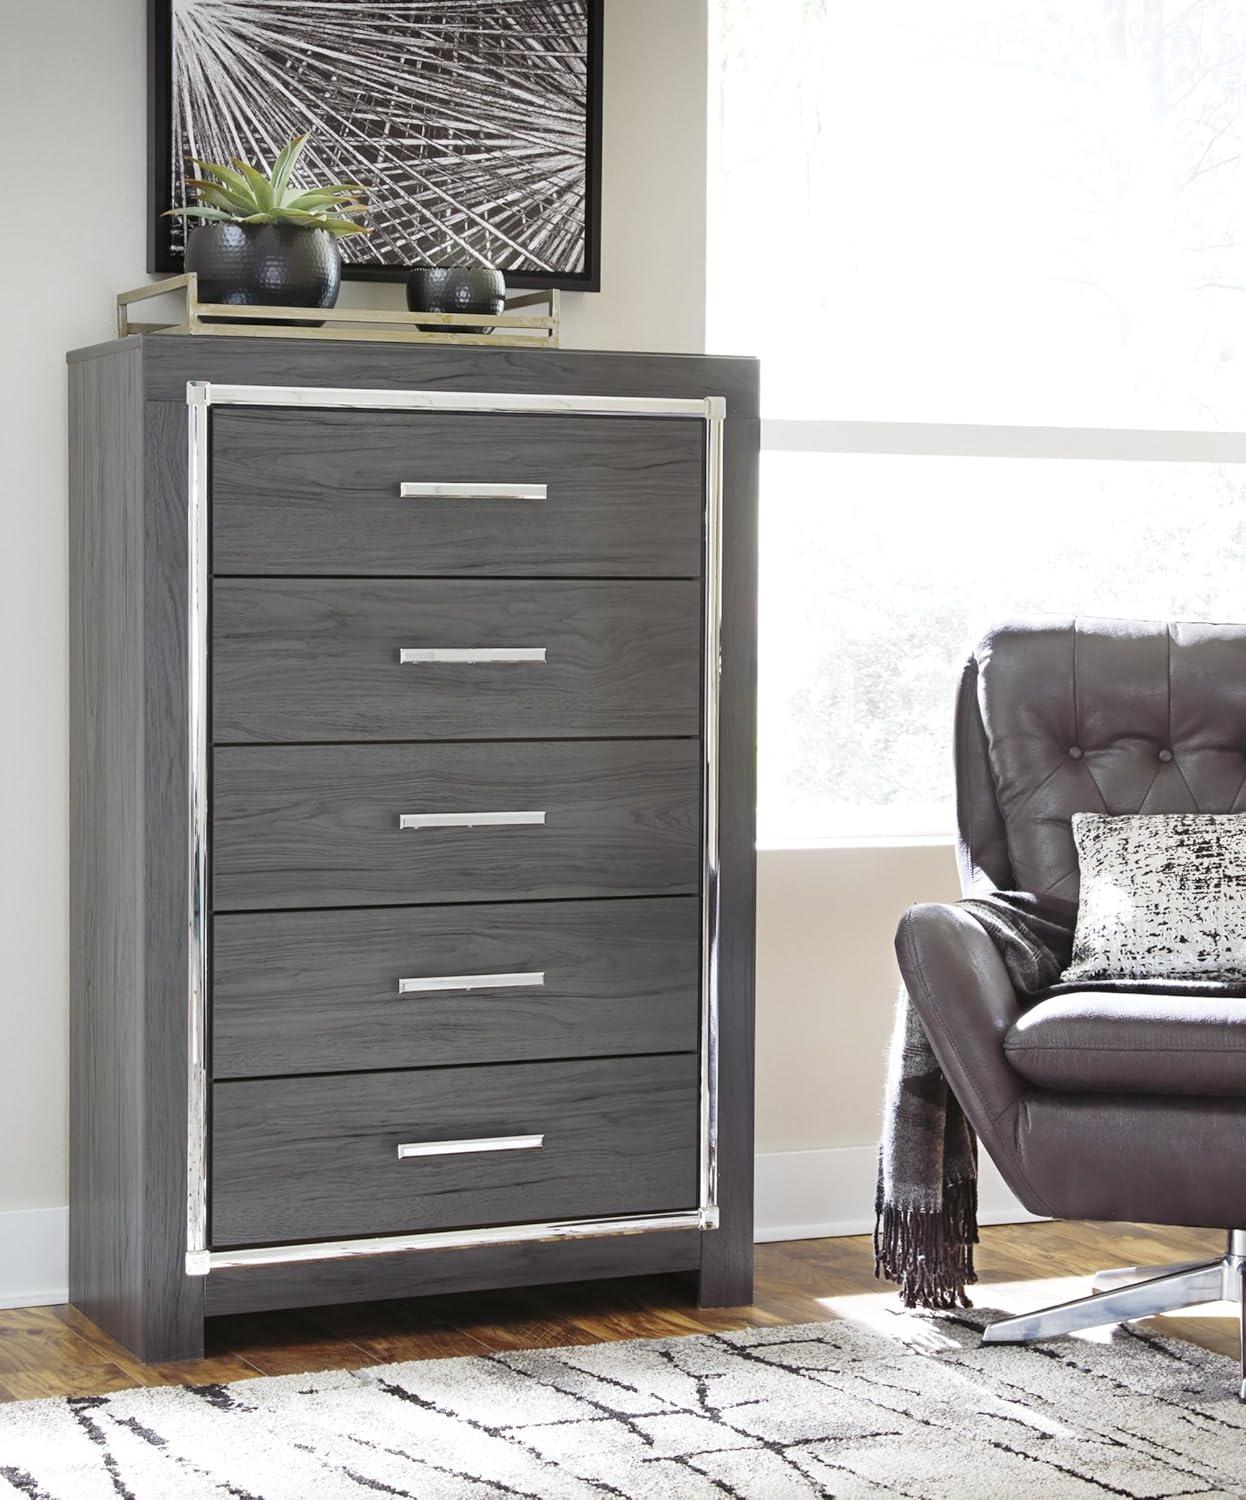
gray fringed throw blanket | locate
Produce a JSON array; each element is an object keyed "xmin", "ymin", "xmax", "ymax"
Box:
[{"xmin": 875, "ymin": 891, "xmax": 1077, "ymax": 1310}]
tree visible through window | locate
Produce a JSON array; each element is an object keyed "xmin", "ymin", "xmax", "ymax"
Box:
[{"xmin": 760, "ymin": 454, "xmax": 1246, "ymax": 839}]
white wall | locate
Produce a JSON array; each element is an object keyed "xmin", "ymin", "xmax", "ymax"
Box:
[
  {"xmin": 750, "ymin": 842, "xmax": 1032, "ymax": 1240},
  {"xmin": 560, "ymin": 0, "xmax": 707, "ymax": 354},
  {"xmin": 1, "ymin": 0, "xmax": 147, "ymax": 1216},
  {"xmin": 756, "ymin": 843, "xmax": 958, "ymax": 1153}
]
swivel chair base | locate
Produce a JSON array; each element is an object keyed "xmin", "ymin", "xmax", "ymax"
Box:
[{"xmin": 983, "ymin": 1230, "xmax": 1246, "ymax": 1400}]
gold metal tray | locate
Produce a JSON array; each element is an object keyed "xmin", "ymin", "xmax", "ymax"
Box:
[{"xmin": 116, "ymin": 273, "xmax": 559, "ymax": 347}]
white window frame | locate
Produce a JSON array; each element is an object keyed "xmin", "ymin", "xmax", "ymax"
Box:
[{"xmin": 755, "ymin": 418, "xmax": 1246, "ymax": 851}]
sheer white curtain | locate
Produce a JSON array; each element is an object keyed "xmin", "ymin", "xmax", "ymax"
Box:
[{"xmin": 708, "ymin": 0, "xmax": 1246, "ymax": 841}]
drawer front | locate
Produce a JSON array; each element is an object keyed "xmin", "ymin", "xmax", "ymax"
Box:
[
  {"xmin": 211, "ymin": 1055, "xmax": 698, "ymax": 1246},
  {"xmin": 211, "ymin": 409, "xmax": 704, "ymax": 578},
  {"xmin": 212, "ymin": 739, "xmax": 700, "ymax": 910},
  {"xmin": 213, "ymin": 579, "xmax": 701, "ymax": 743},
  {"xmin": 213, "ymin": 897, "xmax": 700, "ymax": 1078}
]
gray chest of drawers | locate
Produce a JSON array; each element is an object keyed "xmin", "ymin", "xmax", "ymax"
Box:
[{"xmin": 67, "ymin": 336, "xmax": 757, "ymax": 1363}]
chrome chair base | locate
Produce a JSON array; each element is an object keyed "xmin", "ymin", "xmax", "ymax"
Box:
[{"xmin": 982, "ymin": 1231, "xmax": 1246, "ymax": 1401}]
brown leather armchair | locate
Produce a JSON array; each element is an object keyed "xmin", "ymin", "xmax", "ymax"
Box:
[{"xmin": 896, "ymin": 617, "xmax": 1246, "ymax": 1396}]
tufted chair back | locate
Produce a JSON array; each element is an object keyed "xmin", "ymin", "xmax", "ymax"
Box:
[{"xmin": 954, "ymin": 617, "xmax": 1246, "ymax": 900}]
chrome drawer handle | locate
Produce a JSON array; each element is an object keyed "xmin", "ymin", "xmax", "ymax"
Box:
[
  {"xmin": 398, "ymin": 970, "xmax": 545, "ymax": 996},
  {"xmin": 399, "ymin": 647, "xmax": 546, "ymax": 665},
  {"xmin": 398, "ymin": 810, "xmax": 546, "ymax": 831},
  {"xmin": 397, "ymin": 1134, "xmax": 544, "ymax": 1159},
  {"xmin": 399, "ymin": 482, "xmax": 547, "ymax": 501}
]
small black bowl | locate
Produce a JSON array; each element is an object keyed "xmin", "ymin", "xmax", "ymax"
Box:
[
  {"xmin": 406, "ymin": 266, "xmax": 506, "ymax": 334},
  {"xmin": 185, "ymin": 221, "xmax": 340, "ymax": 327}
]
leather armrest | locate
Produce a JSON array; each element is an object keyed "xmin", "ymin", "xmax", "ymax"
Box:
[{"xmin": 894, "ymin": 902, "xmax": 1028, "ymax": 1130}]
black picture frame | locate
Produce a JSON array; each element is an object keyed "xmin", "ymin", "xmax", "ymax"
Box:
[{"xmin": 147, "ymin": 0, "xmax": 603, "ymax": 291}]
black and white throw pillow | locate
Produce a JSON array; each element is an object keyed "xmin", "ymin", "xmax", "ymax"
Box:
[{"xmin": 1063, "ymin": 812, "xmax": 1246, "ymax": 983}]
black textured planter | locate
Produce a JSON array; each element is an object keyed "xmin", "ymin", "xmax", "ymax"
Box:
[
  {"xmin": 185, "ymin": 222, "xmax": 341, "ymax": 325},
  {"xmin": 407, "ymin": 266, "xmax": 506, "ymax": 334}
]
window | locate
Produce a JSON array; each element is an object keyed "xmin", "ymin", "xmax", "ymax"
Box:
[{"xmin": 709, "ymin": 0, "xmax": 1246, "ymax": 842}]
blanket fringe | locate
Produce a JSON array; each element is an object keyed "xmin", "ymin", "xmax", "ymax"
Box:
[{"xmin": 873, "ymin": 1178, "xmax": 979, "ymax": 1310}]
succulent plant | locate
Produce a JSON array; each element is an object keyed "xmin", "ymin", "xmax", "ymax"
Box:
[{"xmin": 165, "ymin": 134, "xmax": 369, "ymax": 237}]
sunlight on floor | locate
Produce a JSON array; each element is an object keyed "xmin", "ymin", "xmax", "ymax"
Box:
[{"xmin": 814, "ymin": 1276, "xmax": 1240, "ymax": 1351}]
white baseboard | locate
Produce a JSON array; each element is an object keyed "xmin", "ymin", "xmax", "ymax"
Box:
[
  {"xmin": 0, "ymin": 1207, "xmax": 68, "ymax": 1308},
  {"xmin": 754, "ymin": 1145, "xmax": 1042, "ymax": 1242},
  {"xmin": 0, "ymin": 1164, "xmax": 1036, "ymax": 1309}
]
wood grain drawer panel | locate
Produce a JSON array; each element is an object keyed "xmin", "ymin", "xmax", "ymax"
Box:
[
  {"xmin": 212, "ymin": 579, "xmax": 701, "ymax": 743},
  {"xmin": 202, "ymin": 1231, "xmax": 703, "ymax": 1318},
  {"xmin": 210, "ymin": 1055, "xmax": 698, "ymax": 1246},
  {"xmin": 212, "ymin": 739, "xmax": 700, "ymax": 910},
  {"xmin": 211, "ymin": 409, "xmax": 704, "ymax": 577},
  {"xmin": 212, "ymin": 897, "xmax": 700, "ymax": 1078}
]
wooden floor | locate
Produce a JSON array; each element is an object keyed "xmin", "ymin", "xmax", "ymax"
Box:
[{"xmin": 0, "ymin": 1221, "xmax": 1234, "ymax": 1403}]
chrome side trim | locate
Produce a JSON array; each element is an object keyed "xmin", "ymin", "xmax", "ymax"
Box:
[
  {"xmin": 190, "ymin": 1208, "xmax": 719, "ymax": 1275},
  {"xmin": 399, "ymin": 810, "xmax": 546, "ymax": 831},
  {"xmin": 700, "ymin": 400, "xmax": 725, "ymax": 1216},
  {"xmin": 399, "ymin": 647, "xmax": 546, "ymax": 665},
  {"xmin": 185, "ymin": 383, "xmax": 210, "ymax": 1265},
  {"xmin": 398, "ymin": 971, "xmax": 545, "ymax": 996},
  {"xmin": 200, "ymin": 384, "xmax": 711, "ymax": 419},
  {"xmin": 184, "ymin": 382, "xmax": 727, "ymax": 1278},
  {"xmin": 397, "ymin": 1134, "xmax": 544, "ymax": 1159},
  {"xmin": 400, "ymin": 481, "xmax": 547, "ymax": 501}
]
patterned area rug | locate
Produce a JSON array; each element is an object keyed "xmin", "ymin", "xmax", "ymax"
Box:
[{"xmin": 1, "ymin": 1312, "xmax": 1244, "ymax": 1498}]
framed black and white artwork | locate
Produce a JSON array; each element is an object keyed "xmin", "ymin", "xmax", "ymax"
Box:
[{"xmin": 147, "ymin": 0, "xmax": 603, "ymax": 289}]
